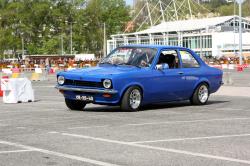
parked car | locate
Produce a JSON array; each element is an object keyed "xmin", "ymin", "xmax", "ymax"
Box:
[{"xmin": 56, "ymin": 45, "xmax": 223, "ymax": 111}]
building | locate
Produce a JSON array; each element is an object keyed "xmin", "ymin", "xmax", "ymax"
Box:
[{"xmin": 107, "ymin": 15, "xmax": 250, "ymax": 59}]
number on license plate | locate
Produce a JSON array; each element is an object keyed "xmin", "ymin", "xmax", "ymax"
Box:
[{"xmin": 76, "ymin": 95, "xmax": 94, "ymax": 101}]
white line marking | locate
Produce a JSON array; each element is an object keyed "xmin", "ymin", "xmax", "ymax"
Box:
[
  {"xmin": 68, "ymin": 115, "xmax": 250, "ymax": 130},
  {"xmin": 33, "ymin": 86, "xmax": 55, "ymax": 88},
  {"xmin": 130, "ymin": 133, "xmax": 250, "ymax": 144},
  {"xmin": 16, "ymin": 127, "xmax": 26, "ymax": 129},
  {"xmin": 66, "ymin": 117, "xmax": 250, "ymax": 130},
  {"xmin": 0, "ymin": 140, "xmax": 119, "ymax": 166},
  {"xmin": 0, "ymin": 124, "xmax": 7, "ymax": 127},
  {"xmin": 61, "ymin": 133, "xmax": 250, "ymax": 165},
  {"xmin": 37, "ymin": 95, "xmax": 63, "ymax": 98},
  {"xmin": 0, "ymin": 150, "xmax": 33, "ymax": 154},
  {"xmin": 0, "ymin": 109, "xmax": 63, "ymax": 114},
  {"xmin": 23, "ymin": 102, "xmax": 64, "ymax": 105},
  {"xmin": 124, "ymin": 117, "xmax": 250, "ymax": 127},
  {"xmin": 215, "ymin": 108, "xmax": 243, "ymax": 111},
  {"xmin": 48, "ymin": 131, "xmax": 60, "ymax": 134},
  {"xmin": 68, "ymin": 125, "xmax": 109, "ymax": 130}
]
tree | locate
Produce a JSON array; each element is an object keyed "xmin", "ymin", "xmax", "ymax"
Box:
[
  {"xmin": 218, "ymin": 3, "xmax": 234, "ymax": 16},
  {"xmin": 80, "ymin": 0, "xmax": 130, "ymax": 54},
  {"xmin": 0, "ymin": 0, "xmax": 130, "ymax": 56},
  {"xmin": 0, "ymin": 1, "xmax": 25, "ymax": 55}
]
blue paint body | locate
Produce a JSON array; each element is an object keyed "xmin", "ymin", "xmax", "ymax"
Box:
[{"xmin": 57, "ymin": 45, "xmax": 223, "ymax": 106}]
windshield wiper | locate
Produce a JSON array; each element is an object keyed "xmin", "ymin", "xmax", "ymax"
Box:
[
  {"xmin": 117, "ymin": 62, "xmax": 130, "ymax": 66},
  {"xmin": 99, "ymin": 62, "xmax": 117, "ymax": 66},
  {"xmin": 134, "ymin": 65, "xmax": 141, "ymax": 68},
  {"xmin": 116, "ymin": 62, "xmax": 141, "ymax": 68}
]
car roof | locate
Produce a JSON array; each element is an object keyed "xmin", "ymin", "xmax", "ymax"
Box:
[
  {"xmin": 120, "ymin": 44, "xmax": 206, "ymax": 66},
  {"xmin": 120, "ymin": 45, "xmax": 187, "ymax": 50}
]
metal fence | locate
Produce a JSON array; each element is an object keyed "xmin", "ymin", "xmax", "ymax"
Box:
[{"xmin": 0, "ymin": 68, "xmax": 50, "ymax": 81}]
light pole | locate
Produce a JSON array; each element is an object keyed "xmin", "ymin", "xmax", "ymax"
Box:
[
  {"xmin": 58, "ymin": 19, "xmax": 64, "ymax": 56},
  {"xmin": 70, "ymin": 21, "xmax": 73, "ymax": 55},
  {"xmin": 103, "ymin": 22, "xmax": 106, "ymax": 58},
  {"xmin": 239, "ymin": 0, "xmax": 243, "ymax": 65},
  {"xmin": 61, "ymin": 34, "xmax": 64, "ymax": 55},
  {"xmin": 20, "ymin": 31, "xmax": 25, "ymax": 60},
  {"xmin": 233, "ymin": 0, "xmax": 236, "ymax": 57},
  {"xmin": 22, "ymin": 37, "xmax": 24, "ymax": 58},
  {"xmin": 65, "ymin": 20, "xmax": 76, "ymax": 55},
  {"xmin": 236, "ymin": 0, "xmax": 245, "ymax": 65}
]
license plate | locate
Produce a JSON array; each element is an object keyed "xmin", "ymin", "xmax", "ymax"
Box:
[{"xmin": 75, "ymin": 95, "xmax": 94, "ymax": 102}]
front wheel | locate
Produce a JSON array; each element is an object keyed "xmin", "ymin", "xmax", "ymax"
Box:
[
  {"xmin": 190, "ymin": 83, "xmax": 209, "ymax": 105},
  {"xmin": 121, "ymin": 86, "xmax": 142, "ymax": 111},
  {"xmin": 65, "ymin": 98, "xmax": 86, "ymax": 111}
]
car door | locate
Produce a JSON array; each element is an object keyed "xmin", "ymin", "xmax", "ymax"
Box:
[
  {"xmin": 149, "ymin": 49, "xmax": 187, "ymax": 102},
  {"xmin": 177, "ymin": 49, "xmax": 201, "ymax": 99}
]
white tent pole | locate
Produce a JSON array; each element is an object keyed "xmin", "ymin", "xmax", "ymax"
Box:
[
  {"xmin": 173, "ymin": 0, "xmax": 178, "ymax": 20},
  {"xmin": 159, "ymin": 0, "xmax": 165, "ymax": 22},
  {"xmin": 187, "ymin": 0, "xmax": 193, "ymax": 19},
  {"xmin": 146, "ymin": 0, "xmax": 153, "ymax": 26},
  {"xmin": 124, "ymin": 3, "xmax": 147, "ymax": 33}
]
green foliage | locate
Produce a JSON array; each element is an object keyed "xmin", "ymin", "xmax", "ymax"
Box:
[
  {"xmin": 0, "ymin": 0, "xmax": 130, "ymax": 55},
  {"xmin": 242, "ymin": 0, "xmax": 250, "ymax": 16},
  {"xmin": 204, "ymin": 0, "xmax": 250, "ymax": 16},
  {"xmin": 218, "ymin": 3, "xmax": 234, "ymax": 16},
  {"xmin": 209, "ymin": 0, "xmax": 227, "ymax": 11},
  {"xmin": 82, "ymin": 0, "xmax": 130, "ymax": 54}
]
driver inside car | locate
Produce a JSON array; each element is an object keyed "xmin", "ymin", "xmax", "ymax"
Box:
[{"xmin": 139, "ymin": 51, "xmax": 155, "ymax": 67}]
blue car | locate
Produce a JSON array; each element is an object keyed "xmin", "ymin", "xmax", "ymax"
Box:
[{"xmin": 56, "ymin": 45, "xmax": 223, "ymax": 111}]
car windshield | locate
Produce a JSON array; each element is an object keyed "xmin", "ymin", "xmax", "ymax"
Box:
[{"xmin": 99, "ymin": 47, "xmax": 158, "ymax": 67}]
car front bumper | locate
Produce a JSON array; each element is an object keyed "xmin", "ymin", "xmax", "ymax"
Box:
[
  {"xmin": 55, "ymin": 85, "xmax": 118, "ymax": 94},
  {"xmin": 55, "ymin": 85, "xmax": 120, "ymax": 105}
]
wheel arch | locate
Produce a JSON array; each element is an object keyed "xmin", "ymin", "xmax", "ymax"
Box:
[
  {"xmin": 191, "ymin": 79, "xmax": 211, "ymax": 97},
  {"xmin": 119, "ymin": 83, "xmax": 144, "ymax": 104},
  {"xmin": 195, "ymin": 78, "xmax": 210, "ymax": 88}
]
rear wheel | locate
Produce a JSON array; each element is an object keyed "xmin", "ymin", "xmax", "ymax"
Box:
[
  {"xmin": 121, "ymin": 86, "xmax": 142, "ymax": 111},
  {"xmin": 65, "ymin": 98, "xmax": 86, "ymax": 111},
  {"xmin": 190, "ymin": 83, "xmax": 209, "ymax": 105}
]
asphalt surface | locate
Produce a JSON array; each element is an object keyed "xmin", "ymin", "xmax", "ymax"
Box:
[
  {"xmin": 0, "ymin": 76, "xmax": 250, "ymax": 166},
  {"xmin": 223, "ymin": 68, "xmax": 250, "ymax": 87}
]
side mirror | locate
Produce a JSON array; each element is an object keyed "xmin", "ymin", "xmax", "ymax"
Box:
[{"xmin": 156, "ymin": 63, "xmax": 169, "ymax": 70}]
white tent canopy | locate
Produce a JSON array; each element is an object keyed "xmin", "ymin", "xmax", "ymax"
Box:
[
  {"xmin": 135, "ymin": 16, "xmax": 235, "ymax": 34},
  {"xmin": 112, "ymin": 15, "xmax": 250, "ymax": 37}
]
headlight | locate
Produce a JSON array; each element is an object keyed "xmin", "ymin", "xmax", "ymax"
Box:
[
  {"xmin": 57, "ymin": 76, "xmax": 65, "ymax": 85},
  {"xmin": 103, "ymin": 79, "xmax": 112, "ymax": 89}
]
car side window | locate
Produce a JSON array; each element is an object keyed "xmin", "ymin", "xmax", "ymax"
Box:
[
  {"xmin": 179, "ymin": 50, "xmax": 200, "ymax": 68},
  {"xmin": 157, "ymin": 50, "xmax": 180, "ymax": 69}
]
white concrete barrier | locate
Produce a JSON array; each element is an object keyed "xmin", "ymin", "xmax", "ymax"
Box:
[
  {"xmin": 1, "ymin": 78, "xmax": 34, "ymax": 103},
  {"xmin": 2, "ymin": 68, "xmax": 12, "ymax": 74},
  {"xmin": 228, "ymin": 64, "xmax": 235, "ymax": 70},
  {"xmin": 221, "ymin": 64, "xmax": 228, "ymax": 69}
]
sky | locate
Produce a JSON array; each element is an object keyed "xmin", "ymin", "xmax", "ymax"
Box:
[{"xmin": 126, "ymin": 0, "xmax": 133, "ymax": 6}]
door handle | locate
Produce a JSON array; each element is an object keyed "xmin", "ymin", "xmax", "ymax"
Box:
[{"xmin": 178, "ymin": 71, "xmax": 184, "ymax": 75}]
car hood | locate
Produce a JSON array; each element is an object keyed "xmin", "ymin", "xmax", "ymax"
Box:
[{"xmin": 60, "ymin": 65, "xmax": 141, "ymax": 82}]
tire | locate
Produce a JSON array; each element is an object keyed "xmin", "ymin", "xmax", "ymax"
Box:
[
  {"xmin": 190, "ymin": 83, "xmax": 209, "ymax": 105},
  {"xmin": 121, "ymin": 86, "xmax": 142, "ymax": 111},
  {"xmin": 65, "ymin": 98, "xmax": 86, "ymax": 111}
]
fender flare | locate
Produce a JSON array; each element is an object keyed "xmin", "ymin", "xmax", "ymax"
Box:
[
  {"xmin": 119, "ymin": 82, "xmax": 145, "ymax": 103},
  {"xmin": 193, "ymin": 78, "xmax": 211, "ymax": 92}
]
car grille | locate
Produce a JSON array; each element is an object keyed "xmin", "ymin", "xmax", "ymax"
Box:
[{"xmin": 64, "ymin": 79, "xmax": 103, "ymax": 88}]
